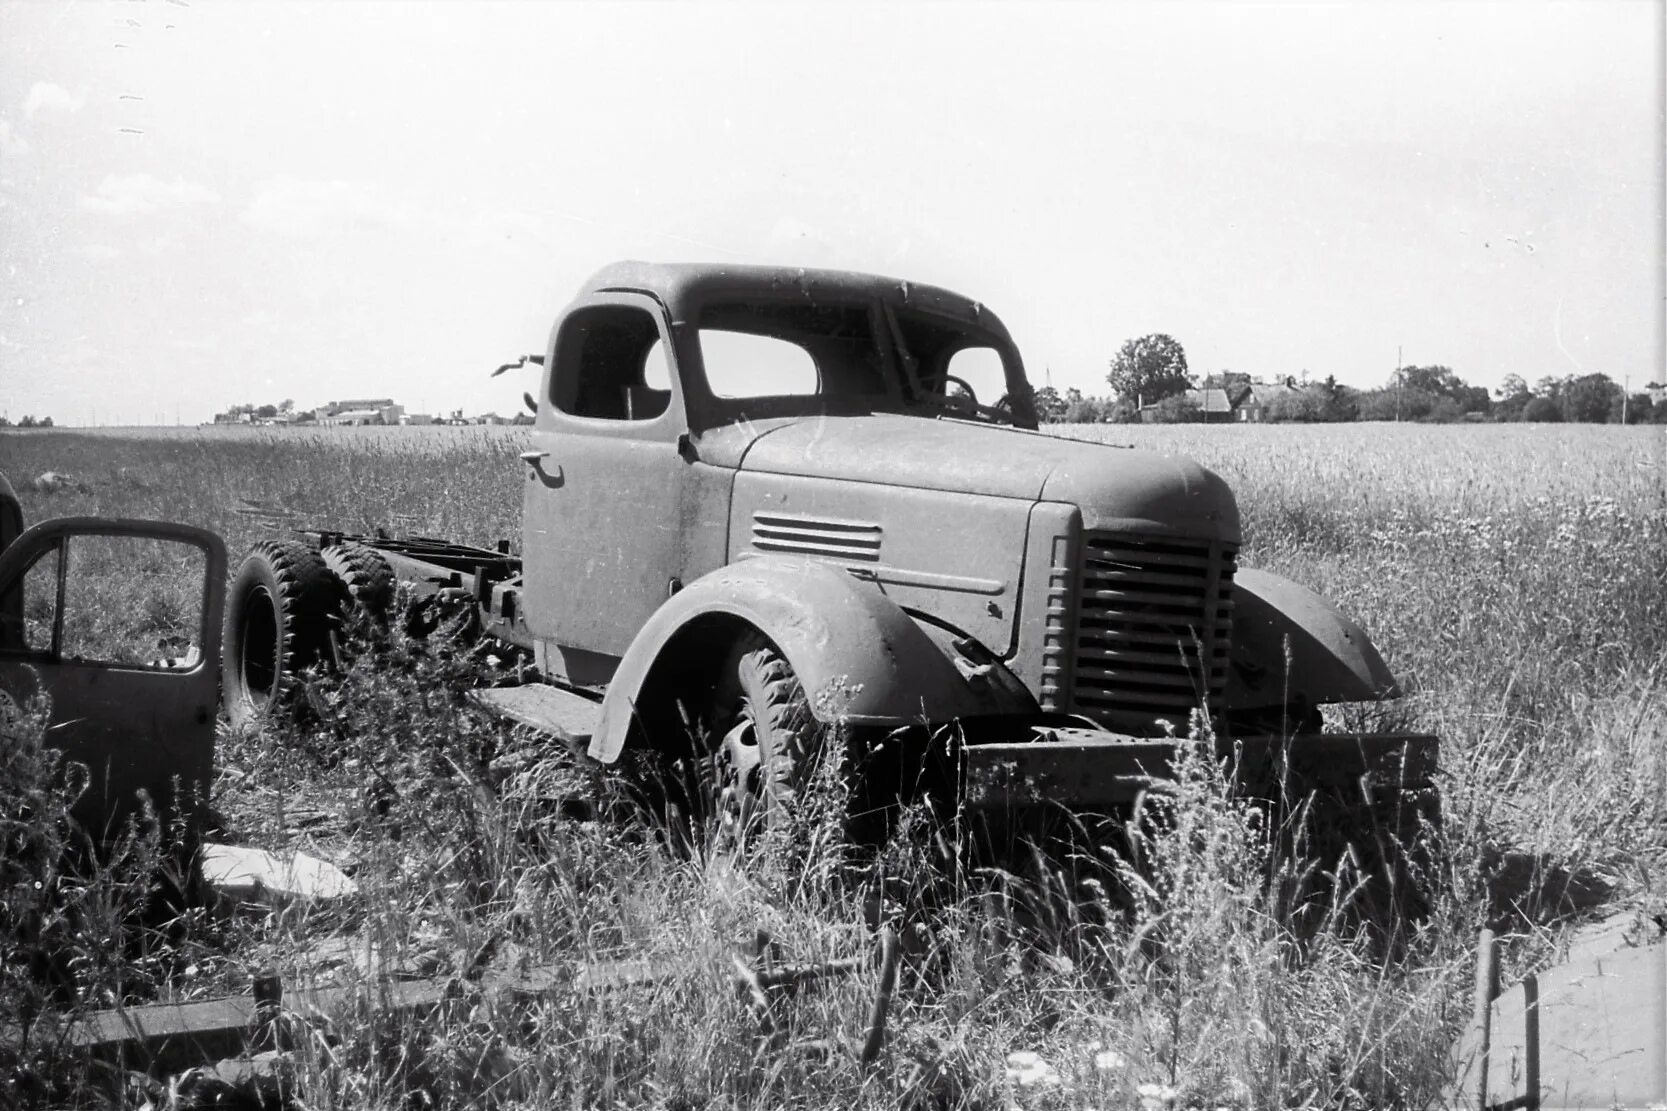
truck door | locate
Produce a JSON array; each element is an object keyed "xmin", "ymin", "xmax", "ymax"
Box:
[
  {"xmin": 522, "ymin": 292, "xmax": 688, "ymax": 680},
  {"xmin": 0, "ymin": 518, "xmax": 226, "ymax": 840}
]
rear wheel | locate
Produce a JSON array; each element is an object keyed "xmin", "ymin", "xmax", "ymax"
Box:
[
  {"xmin": 321, "ymin": 541, "xmax": 395, "ymax": 620},
  {"xmin": 223, "ymin": 541, "xmax": 344, "ymax": 728},
  {"xmin": 321, "ymin": 542, "xmax": 396, "ymax": 657}
]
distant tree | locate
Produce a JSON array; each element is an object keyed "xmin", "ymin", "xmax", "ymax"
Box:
[
  {"xmin": 1146, "ymin": 392, "xmax": 1202, "ymax": 423},
  {"xmin": 1106, "ymin": 397, "xmax": 1141, "ymax": 423},
  {"xmin": 0, "ymin": 416, "xmax": 9, "ymax": 427},
  {"xmin": 1263, "ymin": 390, "xmax": 1323, "ymax": 422},
  {"xmin": 1425, "ymin": 397, "xmax": 1466, "ymax": 423},
  {"xmin": 1560, "ymin": 373, "xmax": 1621, "ymax": 423},
  {"xmin": 1063, "ymin": 388, "xmax": 1108, "ymax": 423},
  {"xmin": 1033, "ymin": 385, "xmax": 1068, "ymax": 423},
  {"xmin": 1533, "ymin": 375, "xmax": 1566, "ymax": 401},
  {"xmin": 279, "ymin": 398, "xmax": 295, "ymax": 413},
  {"xmin": 1522, "ymin": 396, "xmax": 1563, "ymax": 422},
  {"xmin": 1358, "ymin": 387, "xmax": 1438, "ymax": 421},
  {"xmin": 1107, "ymin": 334, "xmax": 1192, "ymax": 405},
  {"xmin": 18, "ymin": 415, "xmax": 37, "ymax": 428},
  {"xmin": 1493, "ymin": 374, "xmax": 1533, "ymax": 421},
  {"xmin": 39, "ymin": 416, "xmax": 52, "ymax": 428},
  {"xmin": 1617, "ymin": 393, "xmax": 1655, "ymax": 425},
  {"xmin": 1398, "ymin": 365, "xmax": 1465, "ymax": 399},
  {"xmin": 1314, "ymin": 376, "xmax": 1359, "ymax": 421},
  {"xmin": 1653, "ymin": 398, "xmax": 1667, "ymax": 424},
  {"xmin": 256, "ymin": 403, "xmax": 279, "ymax": 420},
  {"xmin": 1456, "ymin": 385, "xmax": 1491, "ymax": 415}
]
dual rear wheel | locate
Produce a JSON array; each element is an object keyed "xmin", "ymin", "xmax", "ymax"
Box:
[{"xmin": 222, "ymin": 540, "xmax": 397, "ymax": 729}]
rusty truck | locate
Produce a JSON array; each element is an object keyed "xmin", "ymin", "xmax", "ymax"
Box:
[{"xmin": 220, "ymin": 262, "xmax": 1435, "ymax": 852}]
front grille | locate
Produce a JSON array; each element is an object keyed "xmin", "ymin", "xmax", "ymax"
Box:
[{"xmin": 1071, "ymin": 532, "xmax": 1236, "ymax": 727}]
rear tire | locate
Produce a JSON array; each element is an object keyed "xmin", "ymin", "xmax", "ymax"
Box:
[
  {"xmin": 223, "ymin": 541, "xmax": 344, "ymax": 728},
  {"xmin": 321, "ymin": 541, "xmax": 395, "ymax": 619},
  {"xmin": 322, "ymin": 541, "xmax": 397, "ymax": 659}
]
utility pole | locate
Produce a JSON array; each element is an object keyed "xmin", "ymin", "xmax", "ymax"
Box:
[{"xmin": 1394, "ymin": 346, "xmax": 1403, "ymax": 422}]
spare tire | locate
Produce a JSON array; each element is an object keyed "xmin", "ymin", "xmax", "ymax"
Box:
[{"xmin": 223, "ymin": 541, "xmax": 344, "ymax": 728}]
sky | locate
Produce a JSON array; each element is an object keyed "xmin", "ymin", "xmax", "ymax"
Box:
[{"xmin": 0, "ymin": 0, "xmax": 1661, "ymax": 427}]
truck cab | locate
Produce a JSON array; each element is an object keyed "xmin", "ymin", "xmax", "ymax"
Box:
[
  {"xmin": 512, "ymin": 264, "xmax": 1384, "ymax": 742},
  {"xmin": 224, "ymin": 262, "xmax": 1427, "ymax": 849}
]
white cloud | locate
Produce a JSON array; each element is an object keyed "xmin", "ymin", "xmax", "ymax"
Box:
[
  {"xmin": 25, "ymin": 82, "xmax": 84, "ymax": 119},
  {"xmin": 241, "ymin": 176, "xmax": 421, "ymax": 237},
  {"xmin": 72, "ymin": 244, "xmax": 123, "ymax": 262},
  {"xmin": 81, "ymin": 174, "xmax": 221, "ymax": 215}
]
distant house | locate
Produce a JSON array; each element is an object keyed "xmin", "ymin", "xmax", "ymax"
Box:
[
  {"xmin": 1235, "ymin": 378, "xmax": 1304, "ymax": 422},
  {"xmin": 318, "ymin": 399, "xmax": 405, "ymax": 426},
  {"xmin": 1138, "ymin": 387, "xmax": 1237, "ymax": 423}
]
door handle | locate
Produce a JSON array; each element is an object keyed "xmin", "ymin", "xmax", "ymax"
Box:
[{"xmin": 519, "ymin": 450, "xmax": 563, "ymax": 487}]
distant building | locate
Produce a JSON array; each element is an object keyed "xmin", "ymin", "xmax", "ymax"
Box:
[
  {"xmin": 1235, "ymin": 378, "xmax": 1304, "ymax": 422},
  {"xmin": 318, "ymin": 399, "xmax": 404, "ymax": 426},
  {"xmin": 1138, "ymin": 387, "xmax": 1237, "ymax": 423}
]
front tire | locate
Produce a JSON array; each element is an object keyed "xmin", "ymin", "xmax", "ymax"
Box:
[
  {"xmin": 704, "ymin": 632, "xmax": 819, "ymax": 850},
  {"xmin": 223, "ymin": 541, "xmax": 343, "ymax": 728}
]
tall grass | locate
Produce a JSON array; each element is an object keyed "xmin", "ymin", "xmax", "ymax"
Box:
[{"xmin": 2, "ymin": 422, "xmax": 1663, "ymax": 1107}]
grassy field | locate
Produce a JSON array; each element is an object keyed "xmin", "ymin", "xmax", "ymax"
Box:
[{"xmin": 1, "ymin": 422, "xmax": 1664, "ymax": 1109}]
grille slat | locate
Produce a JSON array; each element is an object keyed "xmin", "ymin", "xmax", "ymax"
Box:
[{"xmin": 1071, "ymin": 532, "xmax": 1236, "ymax": 726}]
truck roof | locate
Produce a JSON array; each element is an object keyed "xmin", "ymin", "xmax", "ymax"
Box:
[{"xmin": 578, "ymin": 261, "xmax": 1010, "ymax": 338}]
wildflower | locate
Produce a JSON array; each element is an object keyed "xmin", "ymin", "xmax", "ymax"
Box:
[
  {"xmin": 1092, "ymin": 1046, "xmax": 1127, "ymax": 1073},
  {"xmin": 1137, "ymin": 1082, "xmax": 1178, "ymax": 1110},
  {"xmin": 1005, "ymin": 1050, "xmax": 1061, "ymax": 1088}
]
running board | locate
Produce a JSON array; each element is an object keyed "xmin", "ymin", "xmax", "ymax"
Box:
[{"xmin": 468, "ymin": 683, "xmax": 600, "ymax": 748}]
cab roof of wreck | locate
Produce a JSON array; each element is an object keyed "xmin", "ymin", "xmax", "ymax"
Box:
[{"xmin": 578, "ymin": 261, "xmax": 1015, "ymax": 343}]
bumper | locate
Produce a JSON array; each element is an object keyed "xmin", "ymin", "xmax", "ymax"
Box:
[{"xmin": 959, "ymin": 727, "xmax": 1439, "ymax": 814}]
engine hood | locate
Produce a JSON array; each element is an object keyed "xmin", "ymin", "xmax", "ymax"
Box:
[{"xmin": 737, "ymin": 414, "xmax": 1240, "ymax": 541}]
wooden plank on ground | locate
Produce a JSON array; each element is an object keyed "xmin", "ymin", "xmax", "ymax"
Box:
[{"xmin": 1476, "ymin": 941, "xmax": 1665, "ymax": 1110}]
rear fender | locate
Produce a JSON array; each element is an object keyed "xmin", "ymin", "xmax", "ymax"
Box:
[
  {"xmin": 588, "ymin": 557, "xmax": 1016, "ymax": 764},
  {"xmin": 1224, "ymin": 568, "xmax": 1401, "ymax": 711}
]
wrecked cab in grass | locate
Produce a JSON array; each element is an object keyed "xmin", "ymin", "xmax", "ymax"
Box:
[{"xmin": 0, "ymin": 470, "xmax": 225, "ymax": 840}]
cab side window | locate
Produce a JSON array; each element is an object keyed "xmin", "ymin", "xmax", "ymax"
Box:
[
  {"xmin": 550, "ymin": 306, "xmax": 671, "ymax": 422},
  {"xmin": 1, "ymin": 535, "xmax": 206, "ymax": 668}
]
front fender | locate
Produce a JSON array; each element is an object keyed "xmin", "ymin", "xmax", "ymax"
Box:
[
  {"xmin": 1224, "ymin": 568, "xmax": 1401, "ymax": 711},
  {"xmin": 588, "ymin": 557, "xmax": 998, "ymax": 764}
]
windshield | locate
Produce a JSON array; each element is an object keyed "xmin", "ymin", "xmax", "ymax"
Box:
[{"xmin": 689, "ymin": 298, "xmax": 1026, "ymax": 425}]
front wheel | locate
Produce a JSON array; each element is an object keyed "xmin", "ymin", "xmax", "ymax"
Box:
[
  {"xmin": 703, "ymin": 632, "xmax": 821, "ymax": 852},
  {"xmin": 222, "ymin": 541, "xmax": 343, "ymax": 728}
]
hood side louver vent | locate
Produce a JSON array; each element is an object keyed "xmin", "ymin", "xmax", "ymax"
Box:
[{"xmin": 751, "ymin": 512, "xmax": 882, "ymax": 562}]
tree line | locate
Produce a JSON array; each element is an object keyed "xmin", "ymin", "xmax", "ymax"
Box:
[{"xmin": 1030, "ymin": 333, "xmax": 1667, "ymax": 424}]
